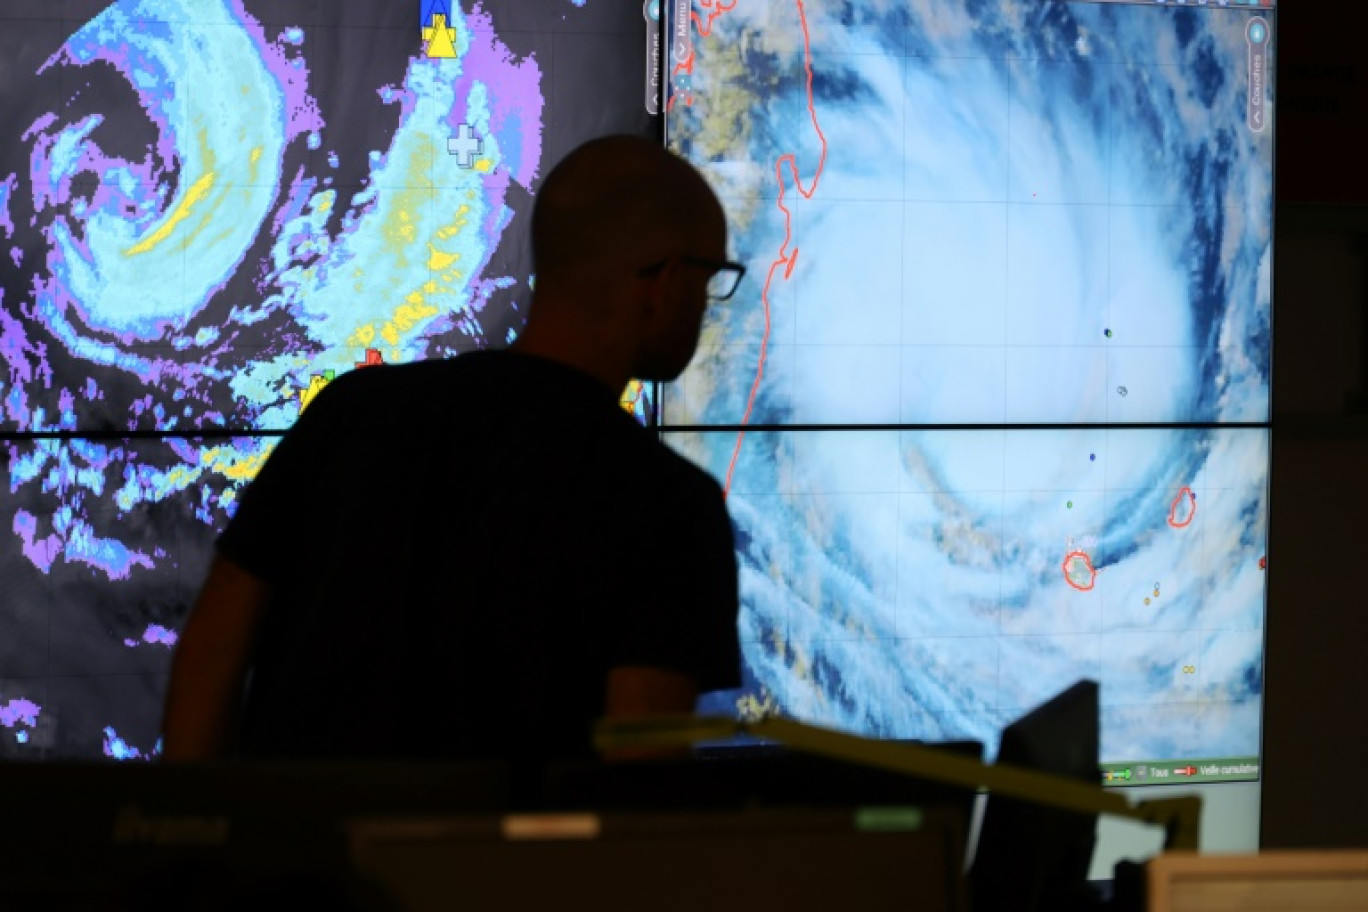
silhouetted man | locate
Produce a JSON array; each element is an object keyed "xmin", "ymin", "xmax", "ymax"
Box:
[{"xmin": 162, "ymin": 136, "xmax": 744, "ymax": 764}]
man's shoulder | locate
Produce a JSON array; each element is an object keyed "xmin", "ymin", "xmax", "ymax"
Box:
[
  {"xmin": 301, "ymin": 355, "xmax": 491, "ymax": 423},
  {"xmin": 653, "ymin": 439, "xmax": 723, "ymax": 488},
  {"xmin": 324, "ymin": 356, "xmax": 469, "ymax": 396},
  {"xmin": 320, "ymin": 351, "xmax": 606, "ymax": 409},
  {"xmin": 625, "ymin": 437, "xmax": 727, "ymax": 520}
]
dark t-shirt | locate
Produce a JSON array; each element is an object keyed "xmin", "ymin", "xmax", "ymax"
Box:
[{"xmin": 217, "ymin": 351, "xmax": 740, "ymax": 763}]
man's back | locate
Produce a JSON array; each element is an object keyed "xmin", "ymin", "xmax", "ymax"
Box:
[
  {"xmin": 219, "ymin": 351, "xmax": 739, "ymax": 762},
  {"xmin": 162, "ymin": 135, "xmax": 742, "ymax": 765}
]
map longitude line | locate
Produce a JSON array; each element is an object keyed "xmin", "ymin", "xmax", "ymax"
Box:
[
  {"xmin": 41, "ymin": 11, "xmax": 78, "ymax": 737},
  {"xmin": 1000, "ymin": 41, "xmax": 1010, "ymax": 723},
  {"xmin": 1104, "ymin": 63, "xmax": 1112, "ymax": 426},
  {"xmin": 897, "ymin": 32, "xmax": 909, "ymax": 655}
]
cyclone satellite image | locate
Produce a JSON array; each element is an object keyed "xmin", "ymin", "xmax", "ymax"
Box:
[
  {"xmin": 0, "ymin": 0, "xmax": 656, "ymax": 758},
  {"xmin": 664, "ymin": 0, "xmax": 1274, "ymax": 775}
]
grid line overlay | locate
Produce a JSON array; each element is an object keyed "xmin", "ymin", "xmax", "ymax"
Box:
[{"xmin": 663, "ymin": 0, "xmax": 1273, "ymax": 765}]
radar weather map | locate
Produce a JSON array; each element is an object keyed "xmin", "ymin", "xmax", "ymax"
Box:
[
  {"xmin": 663, "ymin": 0, "xmax": 1274, "ymax": 778},
  {"xmin": 0, "ymin": 0, "xmax": 655, "ymax": 759}
]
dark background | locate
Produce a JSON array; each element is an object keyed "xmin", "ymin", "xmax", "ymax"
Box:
[{"xmin": 1262, "ymin": 1, "xmax": 1368, "ymax": 848}]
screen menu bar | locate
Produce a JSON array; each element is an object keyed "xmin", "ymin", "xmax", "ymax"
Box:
[{"xmin": 1101, "ymin": 757, "xmax": 1260, "ymax": 787}]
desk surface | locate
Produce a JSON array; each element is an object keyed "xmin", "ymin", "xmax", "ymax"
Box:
[{"xmin": 1148, "ymin": 850, "xmax": 1368, "ymax": 912}]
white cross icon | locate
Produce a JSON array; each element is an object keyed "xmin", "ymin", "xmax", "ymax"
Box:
[{"xmin": 448, "ymin": 124, "xmax": 482, "ymax": 168}]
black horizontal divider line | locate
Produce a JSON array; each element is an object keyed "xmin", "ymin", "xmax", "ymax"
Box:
[
  {"xmin": 656, "ymin": 421, "xmax": 1272, "ymax": 433},
  {"xmin": 0, "ymin": 421, "xmax": 1273, "ymax": 442}
]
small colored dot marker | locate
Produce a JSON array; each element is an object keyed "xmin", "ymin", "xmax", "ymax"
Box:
[
  {"xmin": 1144, "ymin": 597, "xmax": 1151, "ymax": 605},
  {"xmin": 1089, "ymin": 453, "xmax": 1096, "ymax": 461},
  {"xmin": 1066, "ymin": 500, "xmax": 1073, "ymax": 509},
  {"xmin": 1104, "ymin": 329, "xmax": 1113, "ymax": 338}
]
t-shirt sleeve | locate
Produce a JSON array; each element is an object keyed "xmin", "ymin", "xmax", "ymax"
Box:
[
  {"xmin": 608, "ymin": 464, "xmax": 742, "ymax": 694},
  {"xmin": 215, "ymin": 376, "xmax": 351, "ymax": 586}
]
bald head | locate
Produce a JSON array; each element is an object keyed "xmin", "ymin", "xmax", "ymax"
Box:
[
  {"xmin": 531, "ymin": 135, "xmax": 723, "ymax": 290},
  {"xmin": 514, "ymin": 136, "xmax": 728, "ymax": 389}
]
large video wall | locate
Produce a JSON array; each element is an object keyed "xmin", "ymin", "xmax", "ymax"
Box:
[
  {"xmin": 0, "ymin": 0, "xmax": 1276, "ymax": 782},
  {"xmin": 662, "ymin": 0, "xmax": 1274, "ymax": 782}
]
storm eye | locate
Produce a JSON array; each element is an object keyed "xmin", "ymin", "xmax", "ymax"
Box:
[{"xmin": 61, "ymin": 59, "xmax": 175, "ymax": 181}]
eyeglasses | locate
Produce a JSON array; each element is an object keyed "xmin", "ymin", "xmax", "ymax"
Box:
[{"xmin": 637, "ymin": 256, "xmax": 747, "ymax": 302}]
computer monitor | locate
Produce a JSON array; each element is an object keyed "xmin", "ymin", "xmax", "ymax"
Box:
[{"xmin": 969, "ymin": 679, "xmax": 1100, "ymax": 911}]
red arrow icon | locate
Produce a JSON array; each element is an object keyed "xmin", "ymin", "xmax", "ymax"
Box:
[{"xmin": 1175, "ymin": 766, "xmax": 1196, "ymax": 777}]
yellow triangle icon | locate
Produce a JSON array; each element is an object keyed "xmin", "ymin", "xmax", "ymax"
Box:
[
  {"xmin": 299, "ymin": 374, "xmax": 331, "ymax": 412},
  {"xmin": 422, "ymin": 13, "xmax": 458, "ymax": 58}
]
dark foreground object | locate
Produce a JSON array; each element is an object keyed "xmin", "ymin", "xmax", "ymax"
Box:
[{"xmin": 0, "ymin": 749, "xmax": 987, "ymax": 911}]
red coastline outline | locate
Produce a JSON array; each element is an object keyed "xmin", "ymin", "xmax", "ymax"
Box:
[
  {"xmin": 724, "ymin": 0, "xmax": 826, "ymax": 495},
  {"xmin": 1168, "ymin": 486, "xmax": 1196, "ymax": 528},
  {"xmin": 1062, "ymin": 550, "xmax": 1097, "ymax": 592},
  {"xmin": 671, "ymin": 1, "xmax": 827, "ymax": 497}
]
